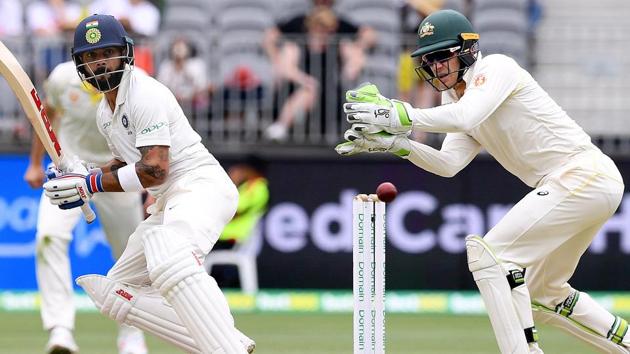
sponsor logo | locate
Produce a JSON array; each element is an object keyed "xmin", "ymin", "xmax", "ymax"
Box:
[
  {"xmin": 85, "ymin": 28, "xmax": 102, "ymax": 44},
  {"xmin": 192, "ymin": 251, "xmax": 202, "ymax": 266},
  {"xmin": 115, "ymin": 288, "xmax": 133, "ymax": 301},
  {"xmin": 30, "ymin": 89, "xmax": 61, "ymax": 158},
  {"xmin": 537, "ymin": 190, "xmax": 549, "ymax": 196},
  {"xmin": 121, "ymin": 114, "xmax": 129, "ymax": 128},
  {"xmin": 140, "ymin": 122, "xmax": 166, "ymax": 135},
  {"xmin": 102, "ymin": 121, "xmax": 111, "ymax": 130},
  {"xmin": 76, "ymin": 185, "xmax": 88, "ymax": 199},
  {"xmin": 419, "ymin": 22, "xmax": 435, "ymax": 38},
  {"xmin": 374, "ymin": 108, "xmax": 390, "ymax": 120}
]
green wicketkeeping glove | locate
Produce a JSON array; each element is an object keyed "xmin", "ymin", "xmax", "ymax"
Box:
[
  {"xmin": 335, "ymin": 127, "xmax": 411, "ymax": 157},
  {"xmin": 343, "ymin": 82, "xmax": 413, "ymax": 135}
]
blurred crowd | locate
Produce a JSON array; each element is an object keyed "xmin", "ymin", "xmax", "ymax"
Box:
[{"xmin": 0, "ymin": 0, "xmax": 541, "ymax": 148}]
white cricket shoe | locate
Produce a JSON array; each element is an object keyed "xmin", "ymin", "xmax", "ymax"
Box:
[
  {"xmin": 118, "ymin": 324, "xmax": 148, "ymax": 354},
  {"xmin": 235, "ymin": 328, "xmax": 255, "ymax": 353},
  {"xmin": 46, "ymin": 327, "xmax": 79, "ymax": 354}
]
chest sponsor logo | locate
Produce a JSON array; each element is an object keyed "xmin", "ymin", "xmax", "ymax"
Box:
[
  {"xmin": 102, "ymin": 121, "xmax": 112, "ymax": 130},
  {"xmin": 537, "ymin": 190, "xmax": 549, "ymax": 196},
  {"xmin": 140, "ymin": 121, "xmax": 166, "ymax": 135}
]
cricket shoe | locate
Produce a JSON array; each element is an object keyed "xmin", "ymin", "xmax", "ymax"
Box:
[
  {"xmin": 46, "ymin": 327, "xmax": 79, "ymax": 354},
  {"xmin": 236, "ymin": 328, "xmax": 255, "ymax": 353}
]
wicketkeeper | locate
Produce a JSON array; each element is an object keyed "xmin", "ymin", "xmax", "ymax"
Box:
[{"xmin": 337, "ymin": 9, "xmax": 629, "ymax": 354}]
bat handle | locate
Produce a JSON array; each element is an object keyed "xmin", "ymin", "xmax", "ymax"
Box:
[{"xmin": 81, "ymin": 204, "xmax": 96, "ymax": 223}]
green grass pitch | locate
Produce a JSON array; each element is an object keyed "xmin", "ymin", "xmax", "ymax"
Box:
[{"xmin": 0, "ymin": 312, "xmax": 598, "ymax": 353}]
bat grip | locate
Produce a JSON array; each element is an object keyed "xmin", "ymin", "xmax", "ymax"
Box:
[{"xmin": 80, "ymin": 204, "xmax": 96, "ymax": 223}]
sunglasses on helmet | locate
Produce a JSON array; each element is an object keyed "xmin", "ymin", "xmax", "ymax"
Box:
[{"xmin": 421, "ymin": 46, "xmax": 461, "ymax": 64}]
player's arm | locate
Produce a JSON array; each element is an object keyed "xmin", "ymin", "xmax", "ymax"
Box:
[
  {"xmin": 99, "ymin": 158, "xmax": 127, "ymax": 174},
  {"xmin": 98, "ymin": 145, "xmax": 169, "ymax": 192},
  {"xmin": 23, "ymin": 102, "xmax": 58, "ymax": 188},
  {"xmin": 405, "ymin": 133, "xmax": 481, "ymax": 177},
  {"xmin": 407, "ymin": 58, "xmax": 521, "ymax": 133}
]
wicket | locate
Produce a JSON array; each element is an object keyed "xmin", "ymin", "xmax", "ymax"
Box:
[{"xmin": 353, "ymin": 194, "xmax": 386, "ymax": 354}]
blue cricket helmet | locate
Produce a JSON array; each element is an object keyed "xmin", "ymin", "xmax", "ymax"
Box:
[
  {"xmin": 72, "ymin": 14, "xmax": 134, "ymax": 60},
  {"xmin": 72, "ymin": 14, "xmax": 134, "ymax": 92}
]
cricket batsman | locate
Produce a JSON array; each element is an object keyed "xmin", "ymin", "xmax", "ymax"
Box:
[
  {"xmin": 336, "ymin": 9, "xmax": 629, "ymax": 354},
  {"xmin": 24, "ymin": 59, "xmax": 147, "ymax": 354},
  {"xmin": 41, "ymin": 14, "xmax": 253, "ymax": 353}
]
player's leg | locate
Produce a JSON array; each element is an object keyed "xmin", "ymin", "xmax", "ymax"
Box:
[
  {"xmin": 528, "ymin": 223, "xmax": 629, "ymax": 353},
  {"xmin": 35, "ymin": 192, "xmax": 83, "ymax": 353},
  {"xmin": 76, "ymin": 274, "xmax": 255, "ymax": 354},
  {"xmin": 483, "ymin": 153, "xmax": 625, "ymax": 354},
  {"xmin": 465, "ymin": 235, "xmax": 533, "ymax": 353},
  {"xmin": 144, "ymin": 170, "xmax": 247, "ymax": 353},
  {"xmin": 92, "ymin": 192, "xmax": 147, "ymax": 354},
  {"xmin": 467, "ymin": 182, "xmax": 580, "ymax": 353}
]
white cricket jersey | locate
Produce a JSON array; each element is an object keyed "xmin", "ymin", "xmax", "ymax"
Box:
[
  {"xmin": 96, "ymin": 68, "xmax": 219, "ymax": 196},
  {"xmin": 44, "ymin": 61, "xmax": 111, "ymax": 164},
  {"xmin": 408, "ymin": 53, "xmax": 597, "ymax": 187}
]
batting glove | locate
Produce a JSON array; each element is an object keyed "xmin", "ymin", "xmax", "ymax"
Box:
[
  {"xmin": 335, "ymin": 128, "xmax": 411, "ymax": 157},
  {"xmin": 343, "ymin": 83, "xmax": 413, "ymax": 135},
  {"xmin": 43, "ymin": 157, "xmax": 104, "ymax": 210}
]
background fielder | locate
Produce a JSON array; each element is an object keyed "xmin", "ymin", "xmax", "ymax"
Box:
[
  {"xmin": 337, "ymin": 9, "xmax": 629, "ymax": 354},
  {"xmin": 23, "ymin": 60, "xmax": 146, "ymax": 354}
]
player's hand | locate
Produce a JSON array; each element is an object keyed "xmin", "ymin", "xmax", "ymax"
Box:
[
  {"xmin": 335, "ymin": 128, "xmax": 411, "ymax": 157},
  {"xmin": 43, "ymin": 173, "xmax": 93, "ymax": 210},
  {"xmin": 43, "ymin": 157, "xmax": 104, "ymax": 210},
  {"xmin": 343, "ymin": 83, "xmax": 413, "ymax": 134},
  {"xmin": 24, "ymin": 163, "xmax": 45, "ymax": 188}
]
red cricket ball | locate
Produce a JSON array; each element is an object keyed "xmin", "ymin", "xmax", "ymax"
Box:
[{"xmin": 376, "ymin": 182, "xmax": 398, "ymax": 203}]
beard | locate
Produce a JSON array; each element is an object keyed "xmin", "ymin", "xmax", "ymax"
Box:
[{"xmin": 87, "ymin": 62, "xmax": 125, "ymax": 92}]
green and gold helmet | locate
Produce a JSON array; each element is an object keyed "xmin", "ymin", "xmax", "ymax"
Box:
[{"xmin": 411, "ymin": 10, "xmax": 479, "ymax": 91}]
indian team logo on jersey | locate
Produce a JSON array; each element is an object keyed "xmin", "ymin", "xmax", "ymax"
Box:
[
  {"xmin": 85, "ymin": 28, "xmax": 102, "ymax": 44},
  {"xmin": 419, "ymin": 22, "xmax": 435, "ymax": 38},
  {"xmin": 473, "ymin": 73, "xmax": 486, "ymax": 87},
  {"xmin": 121, "ymin": 114, "xmax": 129, "ymax": 128}
]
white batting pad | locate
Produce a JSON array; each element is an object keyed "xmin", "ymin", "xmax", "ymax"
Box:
[
  {"xmin": 466, "ymin": 235, "xmax": 529, "ymax": 353},
  {"xmin": 143, "ymin": 227, "xmax": 246, "ymax": 353},
  {"xmin": 533, "ymin": 293, "xmax": 629, "ymax": 353},
  {"xmin": 77, "ymin": 274, "xmax": 200, "ymax": 353}
]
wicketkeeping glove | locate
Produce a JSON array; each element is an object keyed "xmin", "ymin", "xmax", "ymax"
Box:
[
  {"xmin": 335, "ymin": 128, "xmax": 411, "ymax": 157},
  {"xmin": 343, "ymin": 82, "xmax": 413, "ymax": 135}
]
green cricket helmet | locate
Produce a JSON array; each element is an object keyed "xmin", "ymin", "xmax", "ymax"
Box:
[{"xmin": 411, "ymin": 9, "xmax": 479, "ymax": 91}]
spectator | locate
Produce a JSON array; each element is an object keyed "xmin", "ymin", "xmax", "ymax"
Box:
[
  {"xmin": 211, "ymin": 156, "xmax": 269, "ymax": 288},
  {"xmin": 262, "ymin": 0, "xmax": 375, "ymax": 141},
  {"xmin": 89, "ymin": 0, "xmax": 159, "ymax": 38},
  {"xmin": 157, "ymin": 37, "xmax": 208, "ymax": 119},
  {"xmin": 26, "ymin": 0, "xmax": 81, "ymax": 36},
  {"xmin": 26, "ymin": 0, "xmax": 82, "ymax": 75},
  {"xmin": 90, "ymin": 0, "xmax": 160, "ymax": 74},
  {"xmin": 0, "ymin": 0, "xmax": 23, "ymax": 37}
]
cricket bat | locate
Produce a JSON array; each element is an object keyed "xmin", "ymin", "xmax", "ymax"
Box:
[{"xmin": 0, "ymin": 40, "xmax": 96, "ymax": 223}]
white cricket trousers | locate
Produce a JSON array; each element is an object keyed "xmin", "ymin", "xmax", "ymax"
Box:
[
  {"xmin": 106, "ymin": 164, "xmax": 238, "ymax": 288},
  {"xmin": 36, "ymin": 191, "xmax": 143, "ymax": 331},
  {"xmin": 483, "ymin": 150, "xmax": 624, "ymax": 307}
]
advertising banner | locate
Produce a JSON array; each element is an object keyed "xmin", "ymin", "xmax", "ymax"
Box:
[{"xmin": 1, "ymin": 154, "xmax": 629, "ymax": 291}]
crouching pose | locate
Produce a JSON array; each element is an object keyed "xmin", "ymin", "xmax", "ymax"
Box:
[
  {"xmin": 43, "ymin": 14, "xmax": 254, "ymax": 353},
  {"xmin": 336, "ymin": 9, "xmax": 629, "ymax": 354}
]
